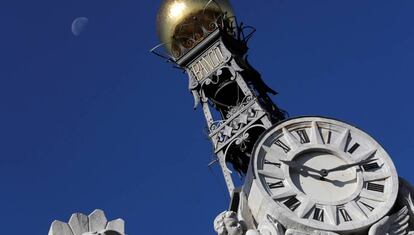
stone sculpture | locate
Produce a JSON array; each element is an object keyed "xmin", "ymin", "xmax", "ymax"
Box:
[
  {"xmin": 368, "ymin": 178, "xmax": 414, "ymax": 235},
  {"xmin": 247, "ymin": 214, "xmax": 284, "ymax": 235},
  {"xmin": 48, "ymin": 209, "xmax": 124, "ymax": 235},
  {"xmin": 214, "ymin": 178, "xmax": 414, "ymax": 235},
  {"xmin": 214, "ymin": 211, "xmax": 245, "ymax": 235}
]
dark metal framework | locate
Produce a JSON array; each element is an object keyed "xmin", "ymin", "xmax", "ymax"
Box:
[{"xmin": 152, "ymin": 12, "xmax": 286, "ymax": 195}]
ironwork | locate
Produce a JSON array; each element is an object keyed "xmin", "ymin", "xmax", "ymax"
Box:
[{"xmin": 152, "ymin": 13, "xmax": 286, "ymax": 195}]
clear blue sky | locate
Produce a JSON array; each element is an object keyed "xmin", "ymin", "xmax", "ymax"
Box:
[{"xmin": 0, "ymin": 0, "xmax": 414, "ymax": 234}]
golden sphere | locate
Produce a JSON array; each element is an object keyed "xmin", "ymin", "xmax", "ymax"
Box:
[{"xmin": 157, "ymin": 0, "xmax": 234, "ymax": 57}]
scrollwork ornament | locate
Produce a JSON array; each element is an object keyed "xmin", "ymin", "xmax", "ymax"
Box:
[
  {"xmin": 210, "ymin": 120, "xmax": 226, "ymax": 132},
  {"xmin": 229, "ymin": 57, "xmax": 244, "ymax": 73},
  {"xmin": 188, "ymin": 74, "xmax": 200, "ymax": 109},
  {"xmin": 235, "ymin": 133, "xmax": 249, "ymax": 152},
  {"xmin": 245, "ymin": 95, "xmax": 253, "ymax": 102},
  {"xmin": 202, "ymin": 74, "xmax": 220, "ymax": 87},
  {"xmin": 191, "ymin": 90, "xmax": 201, "ymax": 109},
  {"xmin": 225, "ymin": 65, "xmax": 237, "ymax": 81},
  {"xmin": 227, "ymin": 106, "xmax": 239, "ymax": 119}
]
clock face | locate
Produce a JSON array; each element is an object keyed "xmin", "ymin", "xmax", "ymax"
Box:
[{"xmin": 251, "ymin": 117, "xmax": 399, "ymax": 232}]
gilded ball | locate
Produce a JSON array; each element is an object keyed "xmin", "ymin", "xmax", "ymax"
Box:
[{"xmin": 157, "ymin": 0, "xmax": 234, "ymax": 57}]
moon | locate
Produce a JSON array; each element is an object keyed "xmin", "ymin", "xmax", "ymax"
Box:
[{"xmin": 71, "ymin": 17, "xmax": 89, "ymax": 36}]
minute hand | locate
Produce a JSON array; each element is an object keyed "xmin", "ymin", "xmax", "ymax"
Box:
[{"xmin": 324, "ymin": 158, "xmax": 376, "ymax": 174}]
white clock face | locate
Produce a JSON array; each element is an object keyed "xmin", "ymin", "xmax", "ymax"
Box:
[{"xmin": 251, "ymin": 117, "xmax": 399, "ymax": 232}]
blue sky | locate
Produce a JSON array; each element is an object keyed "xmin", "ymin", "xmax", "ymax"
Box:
[{"xmin": 1, "ymin": 0, "xmax": 414, "ymax": 234}]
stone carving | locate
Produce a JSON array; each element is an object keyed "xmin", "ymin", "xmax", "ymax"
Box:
[
  {"xmin": 250, "ymin": 214, "xmax": 284, "ymax": 235},
  {"xmin": 214, "ymin": 212, "xmax": 285, "ymax": 235},
  {"xmin": 285, "ymin": 230, "xmax": 339, "ymax": 235},
  {"xmin": 399, "ymin": 178, "xmax": 414, "ymax": 227},
  {"xmin": 214, "ymin": 177, "xmax": 414, "ymax": 235},
  {"xmin": 214, "ymin": 211, "xmax": 245, "ymax": 235},
  {"xmin": 368, "ymin": 206, "xmax": 411, "ymax": 235},
  {"xmin": 48, "ymin": 209, "xmax": 124, "ymax": 235},
  {"xmin": 368, "ymin": 177, "xmax": 414, "ymax": 235}
]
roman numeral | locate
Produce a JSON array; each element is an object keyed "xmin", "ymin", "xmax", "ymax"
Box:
[
  {"xmin": 313, "ymin": 208, "xmax": 324, "ymax": 222},
  {"xmin": 363, "ymin": 162, "xmax": 380, "ymax": 171},
  {"xmin": 265, "ymin": 160, "xmax": 281, "ymax": 168},
  {"xmin": 268, "ymin": 181, "xmax": 284, "ymax": 189},
  {"xmin": 339, "ymin": 208, "xmax": 352, "ymax": 222},
  {"xmin": 367, "ymin": 183, "xmax": 384, "ymax": 193},
  {"xmin": 359, "ymin": 201, "xmax": 375, "ymax": 211},
  {"xmin": 348, "ymin": 143, "xmax": 360, "ymax": 154},
  {"xmin": 296, "ymin": 130, "xmax": 310, "ymax": 144},
  {"xmin": 284, "ymin": 196, "xmax": 301, "ymax": 211},
  {"xmin": 274, "ymin": 139, "xmax": 291, "ymax": 153},
  {"xmin": 326, "ymin": 131, "xmax": 332, "ymax": 144}
]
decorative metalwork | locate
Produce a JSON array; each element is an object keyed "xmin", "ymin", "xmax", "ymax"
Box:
[
  {"xmin": 152, "ymin": 3, "xmax": 286, "ymax": 193},
  {"xmin": 156, "ymin": 0, "xmax": 235, "ymax": 59},
  {"xmin": 208, "ymin": 96, "xmax": 255, "ymax": 133}
]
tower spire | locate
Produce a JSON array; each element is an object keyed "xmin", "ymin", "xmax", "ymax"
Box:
[{"xmin": 154, "ymin": 0, "xmax": 285, "ymax": 195}]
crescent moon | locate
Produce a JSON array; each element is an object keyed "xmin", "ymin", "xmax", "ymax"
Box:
[{"xmin": 71, "ymin": 17, "xmax": 89, "ymax": 36}]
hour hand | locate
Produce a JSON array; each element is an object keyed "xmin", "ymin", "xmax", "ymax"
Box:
[{"xmin": 280, "ymin": 160, "xmax": 321, "ymax": 175}]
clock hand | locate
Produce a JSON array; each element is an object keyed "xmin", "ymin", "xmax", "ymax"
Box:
[
  {"xmin": 280, "ymin": 160, "xmax": 322, "ymax": 175},
  {"xmin": 305, "ymin": 171, "xmax": 358, "ymax": 186},
  {"xmin": 322, "ymin": 158, "xmax": 377, "ymax": 176}
]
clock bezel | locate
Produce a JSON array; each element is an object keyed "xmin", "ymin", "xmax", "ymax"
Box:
[{"xmin": 250, "ymin": 116, "xmax": 399, "ymax": 233}]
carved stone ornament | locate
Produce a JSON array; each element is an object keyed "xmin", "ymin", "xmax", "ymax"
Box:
[
  {"xmin": 214, "ymin": 211, "xmax": 246, "ymax": 235},
  {"xmin": 214, "ymin": 211, "xmax": 344, "ymax": 235},
  {"xmin": 368, "ymin": 177, "xmax": 414, "ymax": 235},
  {"xmin": 48, "ymin": 209, "xmax": 124, "ymax": 235},
  {"xmin": 215, "ymin": 177, "xmax": 414, "ymax": 235}
]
